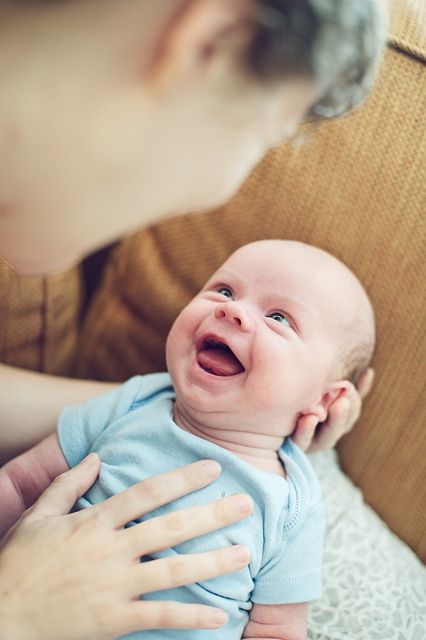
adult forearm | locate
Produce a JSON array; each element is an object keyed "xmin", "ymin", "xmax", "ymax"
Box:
[{"xmin": 0, "ymin": 363, "xmax": 117, "ymax": 463}]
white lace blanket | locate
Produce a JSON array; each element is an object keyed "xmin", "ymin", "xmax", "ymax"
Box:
[{"xmin": 307, "ymin": 451, "xmax": 426, "ymax": 640}]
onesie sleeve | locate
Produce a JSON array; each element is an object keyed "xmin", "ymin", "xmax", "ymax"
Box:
[
  {"xmin": 252, "ymin": 499, "xmax": 325, "ymax": 605},
  {"xmin": 57, "ymin": 376, "xmax": 144, "ymax": 468},
  {"xmin": 251, "ymin": 441, "xmax": 326, "ymax": 606}
]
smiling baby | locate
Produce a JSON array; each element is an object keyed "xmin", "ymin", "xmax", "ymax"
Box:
[{"xmin": 0, "ymin": 240, "xmax": 375, "ymax": 640}]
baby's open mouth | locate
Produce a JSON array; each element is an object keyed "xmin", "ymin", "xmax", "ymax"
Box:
[{"xmin": 196, "ymin": 337, "xmax": 245, "ymax": 377}]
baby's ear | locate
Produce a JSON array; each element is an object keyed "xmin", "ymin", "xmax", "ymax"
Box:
[
  {"xmin": 147, "ymin": 0, "xmax": 256, "ymax": 89},
  {"xmin": 307, "ymin": 380, "xmax": 352, "ymax": 424}
]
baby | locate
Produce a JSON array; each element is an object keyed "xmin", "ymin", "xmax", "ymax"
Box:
[{"xmin": 0, "ymin": 240, "xmax": 375, "ymax": 640}]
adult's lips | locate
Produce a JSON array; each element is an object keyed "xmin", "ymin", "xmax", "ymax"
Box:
[{"xmin": 196, "ymin": 336, "xmax": 245, "ymax": 377}]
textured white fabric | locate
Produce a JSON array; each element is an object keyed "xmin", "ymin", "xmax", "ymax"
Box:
[{"xmin": 307, "ymin": 451, "xmax": 426, "ymax": 640}]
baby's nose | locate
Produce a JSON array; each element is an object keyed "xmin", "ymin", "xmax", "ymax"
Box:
[{"xmin": 215, "ymin": 301, "xmax": 252, "ymax": 331}]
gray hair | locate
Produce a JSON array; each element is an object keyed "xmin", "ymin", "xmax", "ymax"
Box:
[{"xmin": 248, "ymin": 0, "xmax": 386, "ymax": 119}]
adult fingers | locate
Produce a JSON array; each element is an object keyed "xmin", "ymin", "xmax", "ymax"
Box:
[
  {"xmin": 125, "ymin": 493, "xmax": 253, "ymax": 558},
  {"xmin": 291, "ymin": 414, "xmax": 318, "ymax": 451},
  {"xmin": 91, "ymin": 460, "xmax": 222, "ymax": 528},
  {"xmin": 357, "ymin": 367, "xmax": 375, "ymax": 399},
  {"xmin": 308, "ymin": 397, "xmax": 351, "ymax": 453},
  {"xmin": 343, "ymin": 383, "xmax": 362, "ymax": 428},
  {"xmin": 27, "ymin": 453, "xmax": 100, "ymax": 520},
  {"xmin": 128, "ymin": 546, "xmax": 250, "ymax": 597},
  {"xmin": 295, "ymin": 375, "xmax": 371, "ymax": 454},
  {"xmin": 123, "ymin": 600, "xmax": 228, "ymax": 633}
]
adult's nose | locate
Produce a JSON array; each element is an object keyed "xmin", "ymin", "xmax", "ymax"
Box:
[{"xmin": 214, "ymin": 300, "xmax": 252, "ymax": 332}]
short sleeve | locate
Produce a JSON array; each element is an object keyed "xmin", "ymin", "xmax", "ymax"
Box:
[
  {"xmin": 252, "ymin": 500, "xmax": 326, "ymax": 605},
  {"xmin": 57, "ymin": 375, "xmax": 144, "ymax": 468}
]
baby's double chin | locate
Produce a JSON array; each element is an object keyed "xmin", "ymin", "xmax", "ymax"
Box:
[{"xmin": 173, "ymin": 404, "xmax": 284, "ymax": 466}]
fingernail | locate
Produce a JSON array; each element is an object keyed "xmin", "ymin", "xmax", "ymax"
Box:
[
  {"xmin": 82, "ymin": 452, "xmax": 99, "ymax": 465},
  {"xmin": 232, "ymin": 545, "xmax": 250, "ymax": 565},
  {"xmin": 200, "ymin": 460, "xmax": 221, "ymax": 480},
  {"xmin": 210, "ymin": 610, "xmax": 228, "ymax": 627},
  {"xmin": 231, "ymin": 494, "xmax": 253, "ymax": 514}
]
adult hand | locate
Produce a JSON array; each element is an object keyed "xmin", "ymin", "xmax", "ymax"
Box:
[
  {"xmin": 292, "ymin": 368, "xmax": 374, "ymax": 453},
  {"xmin": 0, "ymin": 454, "xmax": 252, "ymax": 640}
]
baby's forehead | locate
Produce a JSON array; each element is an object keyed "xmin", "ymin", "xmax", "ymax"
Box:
[
  {"xmin": 214, "ymin": 240, "xmax": 371, "ymax": 321},
  {"xmin": 218, "ymin": 241, "xmax": 347, "ymax": 285}
]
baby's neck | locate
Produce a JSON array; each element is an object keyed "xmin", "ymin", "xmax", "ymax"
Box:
[{"xmin": 173, "ymin": 405, "xmax": 286, "ymax": 478}]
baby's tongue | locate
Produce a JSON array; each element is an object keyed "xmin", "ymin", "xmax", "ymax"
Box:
[{"xmin": 198, "ymin": 348, "xmax": 244, "ymax": 376}]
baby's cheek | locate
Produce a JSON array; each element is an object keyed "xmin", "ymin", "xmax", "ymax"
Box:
[{"xmin": 248, "ymin": 376, "xmax": 285, "ymax": 412}]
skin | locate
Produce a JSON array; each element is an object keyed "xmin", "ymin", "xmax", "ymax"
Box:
[
  {"xmin": 0, "ymin": 455, "xmax": 253, "ymax": 640},
  {"xmin": 0, "ymin": 1, "xmax": 374, "ymax": 638},
  {"xmin": 0, "ymin": 0, "xmax": 315, "ymax": 275},
  {"xmin": 0, "ymin": 240, "xmax": 374, "ymax": 639},
  {"xmin": 167, "ymin": 241, "xmax": 374, "ymax": 476},
  {"xmin": 167, "ymin": 240, "xmax": 374, "ymax": 637},
  {"xmin": 0, "ymin": 0, "xmax": 370, "ymax": 457}
]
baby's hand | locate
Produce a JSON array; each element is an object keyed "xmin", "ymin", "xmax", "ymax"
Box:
[{"xmin": 292, "ymin": 369, "xmax": 374, "ymax": 453}]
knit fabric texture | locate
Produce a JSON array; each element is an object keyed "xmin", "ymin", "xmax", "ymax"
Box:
[{"xmin": 0, "ymin": 258, "xmax": 82, "ymax": 376}]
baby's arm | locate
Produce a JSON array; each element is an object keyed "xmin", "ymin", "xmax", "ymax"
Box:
[
  {"xmin": 0, "ymin": 433, "xmax": 69, "ymax": 538},
  {"xmin": 243, "ymin": 602, "xmax": 308, "ymax": 640}
]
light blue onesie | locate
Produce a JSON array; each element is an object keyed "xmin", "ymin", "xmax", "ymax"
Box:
[{"xmin": 58, "ymin": 373, "xmax": 325, "ymax": 640}]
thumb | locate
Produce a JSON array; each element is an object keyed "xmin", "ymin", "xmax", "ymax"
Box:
[{"xmin": 29, "ymin": 453, "xmax": 100, "ymax": 520}]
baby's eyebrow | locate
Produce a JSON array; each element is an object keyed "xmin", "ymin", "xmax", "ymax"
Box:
[
  {"xmin": 205, "ymin": 271, "xmax": 312, "ymax": 322},
  {"xmin": 205, "ymin": 269, "xmax": 242, "ymax": 287},
  {"xmin": 261, "ymin": 290, "xmax": 306, "ymax": 311},
  {"xmin": 213, "ymin": 268, "xmax": 239, "ymax": 281},
  {"xmin": 265, "ymin": 295, "xmax": 311, "ymax": 331}
]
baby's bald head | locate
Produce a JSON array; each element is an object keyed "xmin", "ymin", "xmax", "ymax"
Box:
[
  {"xmin": 168, "ymin": 238, "xmax": 375, "ymax": 434},
  {"xmin": 285, "ymin": 241, "xmax": 375, "ymax": 384},
  {"xmin": 230, "ymin": 240, "xmax": 376, "ymax": 385},
  {"xmin": 315, "ymin": 248, "xmax": 376, "ymax": 385}
]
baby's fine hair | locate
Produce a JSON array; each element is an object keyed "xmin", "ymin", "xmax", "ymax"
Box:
[
  {"xmin": 340, "ymin": 328, "xmax": 375, "ymax": 386},
  {"xmin": 334, "ymin": 286, "xmax": 376, "ymax": 386},
  {"xmin": 247, "ymin": 0, "xmax": 386, "ymax": 119}
]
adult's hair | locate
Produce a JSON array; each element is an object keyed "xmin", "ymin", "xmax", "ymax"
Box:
[{"xmin": 248, "ymin": 0, "xmax": 386, "ymax": 118}]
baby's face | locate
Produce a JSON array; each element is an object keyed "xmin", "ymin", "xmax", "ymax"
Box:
[{"xmin": 166, "ymin": 241, "xmax": 361, "ymax": 435}]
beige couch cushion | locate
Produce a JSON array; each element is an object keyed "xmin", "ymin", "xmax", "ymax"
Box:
[{"xmin": 76, "ymin": 0, "xmax": 426, "ymax": 562}]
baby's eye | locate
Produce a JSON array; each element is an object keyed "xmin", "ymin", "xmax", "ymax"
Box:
[
  {"xmin": 267, "ymin": 312, "xmax": 291, "ymax": 327},
  {"xmin": 217, "ymin": 287, "xmax": 233, "ymax": 299}
]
